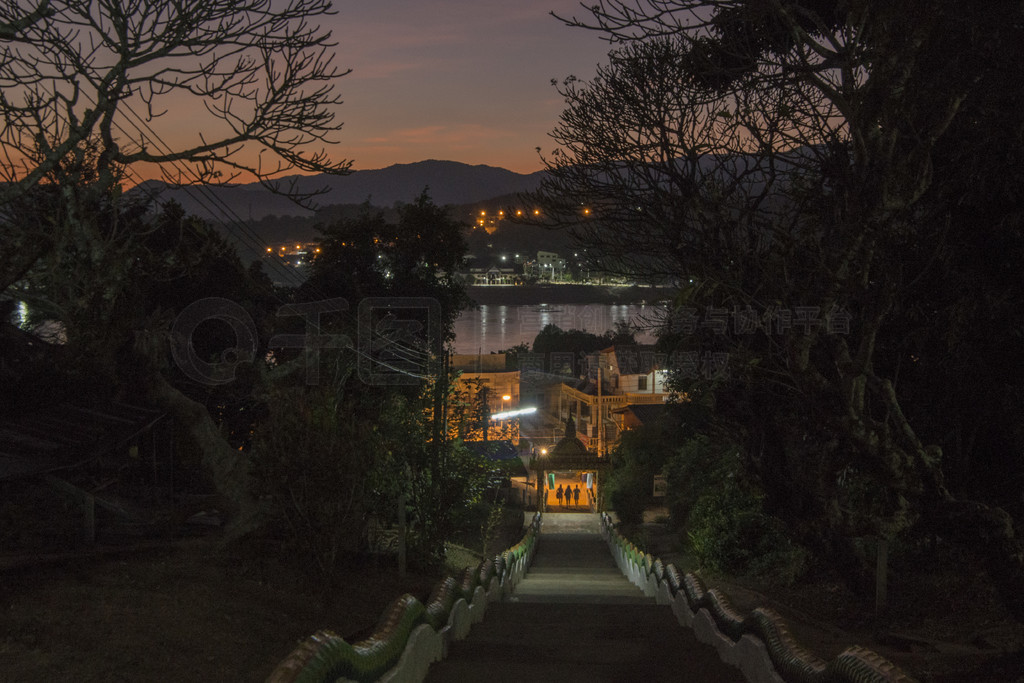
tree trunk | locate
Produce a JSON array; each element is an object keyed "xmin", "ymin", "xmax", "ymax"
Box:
[{"xmin": 131, "ymin": 331, "xmax": 259, "ymax": 540}]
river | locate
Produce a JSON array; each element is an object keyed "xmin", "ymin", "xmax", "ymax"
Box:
[{"xmin": 453, "ymin": 302, "xmax": 665, "ymax": 354}]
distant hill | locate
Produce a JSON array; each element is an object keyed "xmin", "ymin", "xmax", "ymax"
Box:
[{"xmin": 132, "ymin": 160, "xmax": 547, "ymax": 221}]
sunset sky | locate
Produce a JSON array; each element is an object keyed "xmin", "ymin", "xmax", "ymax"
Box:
[{"xmin": 329, "ymin": 1, "xmax": 612, "ymax": 173}]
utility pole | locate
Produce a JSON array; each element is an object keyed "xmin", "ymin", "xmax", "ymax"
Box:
[
  {"xmin": 597, "ymin": 365, "xmax": 603, "ymax": 456},
  {"xmin": 433, "ymin": 349, "xmax": 450, "ymax": 470}
]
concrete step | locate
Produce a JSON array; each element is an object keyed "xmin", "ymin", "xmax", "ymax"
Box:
[
  {"xmin": 424, "ymin": 513, "xmax": 746, "ymax": 682},
  {"xmin": 512, "ymin": 532, "xmax": 648, "ymax": 604},
  {"xmin": 426, "ymin": 602, "xmax": 745, "ymax": 682}
]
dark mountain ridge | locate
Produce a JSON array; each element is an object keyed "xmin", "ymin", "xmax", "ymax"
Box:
[{"xmin": 132, "ymin": 160, "xmax": 547, "ymax": 221}]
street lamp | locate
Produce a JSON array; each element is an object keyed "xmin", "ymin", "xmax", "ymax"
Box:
[{"xmin": 501, "ymin": 394, "xmax": 511, "ymax": 439}]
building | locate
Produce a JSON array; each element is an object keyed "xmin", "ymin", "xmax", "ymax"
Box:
[
  {"xmin": 450, "ymin": 353, "xmax": 521, "ymax": 442},
  {"xmin": 461, "ymin": 254, "xmax": 517, "ymax": 285},
  {"xmin": 534, "ymin": 251, "xmax": 566, "ymax": 281},
  {"xmin": 547, "ymin": 344, "xmax": 671, "ymax": 455}
]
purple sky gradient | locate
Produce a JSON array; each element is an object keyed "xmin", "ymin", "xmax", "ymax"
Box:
[{"xmin": 330, "ymin": 2, "xmax": 612, "ymax": 173}]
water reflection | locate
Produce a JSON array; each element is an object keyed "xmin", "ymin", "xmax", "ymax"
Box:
[{"xmin": 453, "ymin": 303, "xmax": 663, "ymax": 354}]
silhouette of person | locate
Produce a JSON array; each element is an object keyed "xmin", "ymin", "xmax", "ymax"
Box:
[
  {"xmin": 556, "ymin": 484, "xmax": 564, "ymax": 506},
  {"xmin": 573, "ymin": 484, "xmax": 581, "ymax": 506}
]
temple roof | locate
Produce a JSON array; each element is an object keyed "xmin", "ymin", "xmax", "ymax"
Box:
[{"xmin": 545, "ymin": 417, "xmax": 591, "ymax": 466}]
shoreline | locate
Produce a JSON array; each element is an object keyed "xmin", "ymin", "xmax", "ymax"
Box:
[{"xmin": 466, "ymin": 283, "xmax": 674, "ymax": 307}]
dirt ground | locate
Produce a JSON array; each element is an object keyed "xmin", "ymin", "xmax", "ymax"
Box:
[
  {"xmin": 1, "ymin": 540, "xmax": 430, "ymax": 682},
  {"xmin": 630, "ymin": 514, "xmax": 1024, "ymax": 683},
  {"xmin": 0, "ymin": 510, "xmax": 527, "ymax": 683}
]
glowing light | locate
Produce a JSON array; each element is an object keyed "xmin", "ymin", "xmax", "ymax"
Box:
[
  {"xmin": 15, "ymin": 301, "xmax": 29, "ymax": 328},
  {"xmin": 490, "ymin": 406, "xmax": 536, "ymax": 420}
]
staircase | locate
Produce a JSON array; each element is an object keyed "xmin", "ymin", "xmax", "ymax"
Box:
[{"xmin": 424, "ymin": 513, "xmax": 745, "ymax": 682}]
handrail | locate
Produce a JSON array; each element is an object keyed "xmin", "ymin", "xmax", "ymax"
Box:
[
  {"xmin": 599, "ymin": 513, "xmax": 918, "ymax": 683},
  {"xmin": 267, "ymin": 512, "xmax": 542, "ymax": 683}
]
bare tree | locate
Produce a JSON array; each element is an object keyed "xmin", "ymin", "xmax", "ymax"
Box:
[
  {"xmin": 528, "ymin": 1, "xmax": 1024, "ymax": 616},
  {"xmin": 0, "ymin": 0, "xmax": 353, "ymax": 536},
  {"xmin": 0, "ymin": 0, "xmax": 350, "ymax": 205}
]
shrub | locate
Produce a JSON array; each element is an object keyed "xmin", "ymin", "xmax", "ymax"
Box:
[
  {"xmin": 663, "ymin": 434, "xmax": 734, "ymax": 527},
  {"xmin": 687, "ymin": 476, "xmax": 809, "ymax": 585},
  {"xmin": 250, "ymin": 384, "xmax": 379, "ymax": 584},
  {"xmin": 608, "ymin": 461, "xmax": 649, "ymax": 526}
]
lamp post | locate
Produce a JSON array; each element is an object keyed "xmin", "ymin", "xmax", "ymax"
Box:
[{"xmin": 501, "ymin": 394, "xmax": 511, "ymax": 439}]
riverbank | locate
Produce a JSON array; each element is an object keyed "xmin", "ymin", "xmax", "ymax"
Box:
[{"xmin": 467, "ymin": 283, "xmax": 674, "ymax": 306}]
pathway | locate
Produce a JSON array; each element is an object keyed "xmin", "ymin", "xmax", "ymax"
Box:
[{"xmin": 425, "ymin": 513, "xmax": 745, "ymax": 682}]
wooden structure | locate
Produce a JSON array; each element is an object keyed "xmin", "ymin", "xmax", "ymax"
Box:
[{"xmin": 0, "ymin": 402, "xmax": 172, "ymax": 546}]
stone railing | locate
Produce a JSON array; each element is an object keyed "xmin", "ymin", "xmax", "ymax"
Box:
[
  {"xmin": 266, "ymin": 512, "xmax": 542, "ymax": 683},
  {"xmin": 599, "ymin": 513, "xmax": 918, "ymax": 683}
]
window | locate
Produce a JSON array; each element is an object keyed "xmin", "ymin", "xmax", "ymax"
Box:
[{"xmin": 637, "ymin": 376, "xmax": 647, "ymax": 391}]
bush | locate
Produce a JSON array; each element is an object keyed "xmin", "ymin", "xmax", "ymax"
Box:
[
  {"xmin": 608, "ymin": 462, "xmax": 649, "ymax": 526},
  {"xmin": 250, "ymin": 385, "xmax": 379, "ymax": 585},
  {"xmin": 687, "ymin": 476, "xmax": 809, "ymax": 585},
  {"xmin": 663, "ymin": 434, "xmax": 734, "ymax": 527}
]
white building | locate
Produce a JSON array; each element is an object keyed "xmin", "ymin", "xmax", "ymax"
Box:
[{"xmin": 536, "ymin": 251, "xmax": 566, "ymax": 280}]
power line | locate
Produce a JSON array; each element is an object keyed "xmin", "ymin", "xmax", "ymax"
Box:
[{"xmin": 71, "ymin": 88, "xmax": 438, "ymax": 374}]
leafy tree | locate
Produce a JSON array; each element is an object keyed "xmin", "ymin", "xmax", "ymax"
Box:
[
  {"xmin": 608, "ymin": 401, "xmax": 709, "ymax": 525},
  {"xmin": 2, "ymin": 184, "xmax": 278, "ymax": 528},
  {"xmin": 279, "ymin": 192, "xmax": 491, "ymax": 568},
  {"xmin": 532, "ymin": 1, "xmax": 1024, "ymax": 613},
  {"xmin": 250, "ymin": 377, "xmax": 377, "ymax": 585},
  {"xmin": 497, "ymin": 342, "xmax": 530, "ymax": 370},
  {"xmin": 531, "ymin": 322, "xmax": 636, "ymax": 376},
  {"xmin": 304, "ymin": 192, "xmax": 471, "ymax": 345},
  {"xmin": 251, "ymin": 356, "xmax": 488, "ymax": 578}
]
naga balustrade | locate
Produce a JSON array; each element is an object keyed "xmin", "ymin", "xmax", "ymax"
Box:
[
  {"xmin": 600, "ymin": 513, "xmax": 918, "ymax": 683},
  {"xmin": 266, "ymin": 512, "xmax": 542, "ymax": 683}
]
